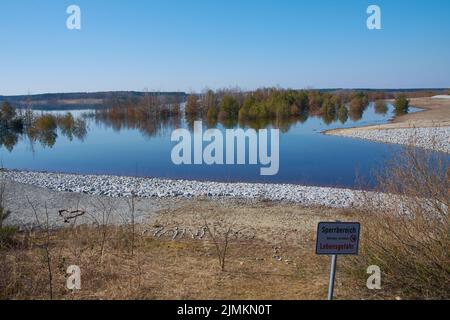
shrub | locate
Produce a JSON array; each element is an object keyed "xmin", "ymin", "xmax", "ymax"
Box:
[
  {"xmin": 73, "ymin": 118, "xmax": 87, "ymax": 140},
  {"xmin": 206, "ymin": 106, "xmax": 218, "ymax": 119},
  {"xmin": 0, "ymin": 180, "xmax": 15, "ymax": 249},
  {"xmin": 0, "ymin": 102, "xmax": 16, "ymax": 123},
  {"xmin": 0, "ymin": 226, "xmax": 16, "ymax": 249},
  {"xmin": 0, "ymin": 206, "xmax": 11, "ymax": 230},
  {"xmin": 374, "ymin": 100, "xmax": 388, "ymax": 114},
  {"xmin": 185, "ymin": 95, "xmax": 200, "ymax": 116},
  {"xmin": 34, "ymin": 114, "xmax": 57, "ymax": 131},
  {"xmin": 57, "ymin": 112, "xmax": 75, "ymax": 132},
  {"xmin": 27, "ymin": 115, "xmax": 58, "ymax": 147},
  {"xmin": 10, "ymin": 118, "xmax": 24, "ymax": 131},
  {"xmin": 289, "ymin": 103, "xmax": 300, "ymax": 116},
  {"xmin": 346, "ymin": 142, "xmax": 449, "ymax": 299},
  {"xmin": 219, "ymin": 95, "xmax": 240, "ymax": 119},
  {"xmin": 0, "ymin": 131, "xmax": 19, "ymax": 151},
  {"xmin": 337, "ymin": 105, "xmax": 348, "ymax": 124},
  {"xmin": 237, "ymin": 108, "xmax": 247, "ymax": 121},
  {"xmin": 349, "ymin": 94, "xmax": 368, "ymax": 113},
  {"xmin": 248, "ymin": 102, "xmax": 268, "ymax": 119},
  {"xmin": 394, "ymin": 95, "xmax": 410, "ymax": 115}
]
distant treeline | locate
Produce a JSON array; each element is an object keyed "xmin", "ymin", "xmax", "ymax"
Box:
[
  {"xmin": 0, "ymin": 88, "xmax": 447, "ymax": 110},
  {"xmin": 0, "ymin": 91, "xmax": 187, "ymax": 110}
]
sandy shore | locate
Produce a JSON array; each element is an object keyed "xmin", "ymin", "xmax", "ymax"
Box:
[
  {"xmin": 2, "ymin": 171, "xmax": 389, "ymax": 228},
  {"xmin": 325, "ymin": 97, "xmax": 450, "ymax": 152},
  {"xmin": 1, "ymin": 178, "xmax": 176, "ymax": 228}
]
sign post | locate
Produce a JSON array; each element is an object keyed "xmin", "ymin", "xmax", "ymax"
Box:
[
  {"xmin": 316, "ymin": 221, "xmax": 361, "ymax": 300},
  {"xmin": 327, "ymin": 254, "xmax": 337, "ymax": 300}
]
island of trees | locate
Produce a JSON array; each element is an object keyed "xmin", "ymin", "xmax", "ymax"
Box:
[
  {"xmin": 0, "ymin": 101, "xmax": 87, "ymax": 151},
  {"xmin": 94, "ymin": 88, "xmax": 410, "ymax": 133}
]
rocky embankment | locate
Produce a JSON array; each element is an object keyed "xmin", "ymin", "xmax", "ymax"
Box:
[
  {"xmin": 326, "ymin": 127, "xmax": 450, "ymax": 154},
  {"xmin": 3, "ymin": 170, "xmax": 380, "ymax": 209}
]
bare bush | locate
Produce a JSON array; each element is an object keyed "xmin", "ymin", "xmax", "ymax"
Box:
[
  {"xmin": 123, "ymin": 193, "xmax": 138, "ymax": 257},
  {"xmin": 0, "ymin": 177, "xmax": 16, "ymax": 249},
  {"xmin": 0, "ymin": 176, "xmax": 11, "ymax": 230},
  {"xmin": 88, "ymin": 198, "xmax": 115, "ymax": 264},
  {"xmin": 347, "ymin": 143, "xmax": 449, "ymax": 299},
  {"xmin": 26, "ymin": 197, "xmax": 54, "ymax": 299},
  {"xmin": 201, "ymin": 211, "xmax": 243, "ymax": 272},
  {"xmin": 0, "ymin": 178, "xmax": 11, "ymax": 229}
]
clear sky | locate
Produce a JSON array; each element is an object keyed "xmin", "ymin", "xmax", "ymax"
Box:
[{"xmin": 1, "ymin": 0, "xmax": 449, "ymax": 95}]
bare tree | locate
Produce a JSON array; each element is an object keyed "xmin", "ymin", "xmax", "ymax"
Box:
[
  {"xmin": 0, "ymin": 177, "xmax": 11, "ymax": 230},
  {"xmin": 88, "ymin": 198, "xmax": 115, "ymax": 264},
  {"xmin": 125, "ymin": 192, "xmax": 137, "ymax": 257},
  {"xmin": 201, "ymin": 212, "xmax": 242, "ymax": 272},
  {"xmin": 26, "ymin": 197, "xmax": 53, "ymax": 300}
]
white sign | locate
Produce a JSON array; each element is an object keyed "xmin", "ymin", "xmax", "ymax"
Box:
[{"xmin": 316, "ymin": 222, "xmax": 360, "ymax": 255}]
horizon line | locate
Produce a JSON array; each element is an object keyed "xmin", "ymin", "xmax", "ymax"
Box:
[{"xmin": 1, "ymin": 87, "xmax": 449, "ymax": 98}]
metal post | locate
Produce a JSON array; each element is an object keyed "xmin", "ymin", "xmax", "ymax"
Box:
[{"xmin": 327, "ymin": 254, "xmax": 337, "ymax": 300}]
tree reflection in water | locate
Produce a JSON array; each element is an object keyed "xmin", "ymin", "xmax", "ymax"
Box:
[
  {"xmin": 1, "ymin": 94, "xmax": 393, "ymax": 152},
  {"xmin": 0, "ymin": 107, "xmax": 88, "ymax": 151}
]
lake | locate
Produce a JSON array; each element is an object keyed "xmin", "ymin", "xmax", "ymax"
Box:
[{"xmin": 0, "ymin": 103, "xmax": 420, "ymax": 188}]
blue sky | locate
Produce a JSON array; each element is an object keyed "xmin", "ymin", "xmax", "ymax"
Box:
[{"xmin": 0, "ymin": 0, "xmax": 449, "ymax": 95}]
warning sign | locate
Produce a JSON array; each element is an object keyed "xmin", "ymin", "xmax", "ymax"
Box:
[{"xmin": 316, "ymin": 222, "xmax": 360, "ymax": 255}]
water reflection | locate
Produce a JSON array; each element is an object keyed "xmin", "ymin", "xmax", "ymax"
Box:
[
  {"xmin": 0, "ymin": 102, "xmax": 88, "ymax": 151},
  {"xmin": 374, "ymin": 100, "xmax": 389, "ymax": 115},
  {"xmin": 94, "ymin": 109, "xmax": 181, "ymax": 138},
  {"xmin": 0, "ymin": 99, "xmax": 402, "ymax": 152},
  {"xmin": 1, "ymin": 98, "xmax": 422, "ymax": 188},
  {"xmin": 94, "ymin": 106, "xmax": 367, "ymax": 138}
]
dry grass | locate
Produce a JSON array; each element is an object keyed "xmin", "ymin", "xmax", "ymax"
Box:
[{"xmin": 0, "ymin": 203, "xmax": 372, "ymax": 300}]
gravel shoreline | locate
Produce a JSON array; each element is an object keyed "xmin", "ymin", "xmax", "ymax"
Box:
[
  {"xmin": 326, "ymin": 127, "xmax": 450, "ymax": 154},
  {"xmin": 3, "ymin": 170, "xmax": 380, "ymax": 209}
]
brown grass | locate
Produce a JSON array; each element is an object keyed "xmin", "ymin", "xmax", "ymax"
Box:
[{"xmin": 0, "ymin": 203, "xmax": 373, "ymax": 300}]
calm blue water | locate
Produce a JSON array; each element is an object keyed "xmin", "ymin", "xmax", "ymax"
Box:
[{"xmin": 0, "ymin": 104, "xmax": 421, "ymax": 188}]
